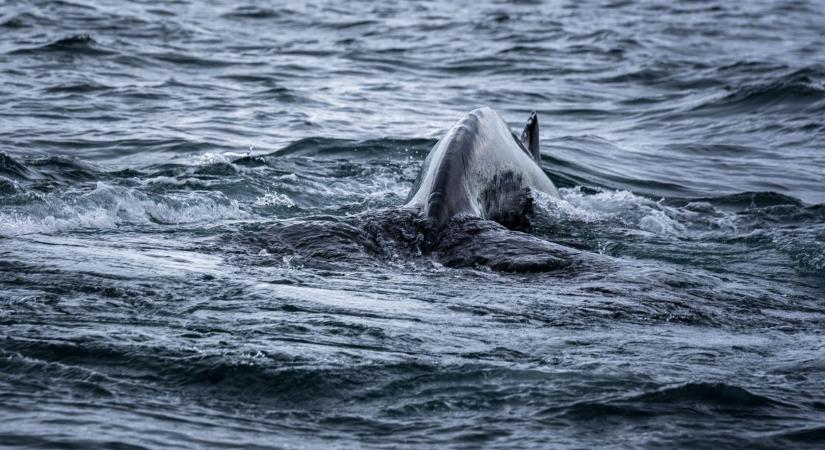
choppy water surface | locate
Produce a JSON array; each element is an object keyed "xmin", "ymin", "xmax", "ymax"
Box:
[{"xmin": 2, "ymin": 0, "xmax": 825, "ymax": 448}]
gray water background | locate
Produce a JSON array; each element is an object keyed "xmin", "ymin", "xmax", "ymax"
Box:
[{"xmin": 1, "ymin": 1, "xmax": 825, "ymax": 448}]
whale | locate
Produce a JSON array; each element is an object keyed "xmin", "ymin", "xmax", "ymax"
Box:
[
  {"xmin": 246, "ymin": 106, "xmax": 599, "ymax": 272},
  {"xmin": 397, "ymin": 107, "xmax": 593, "ymax": 271},
  {"xmin": 405, "ymin": 106, "xmax": 558, "ymax": 230}
]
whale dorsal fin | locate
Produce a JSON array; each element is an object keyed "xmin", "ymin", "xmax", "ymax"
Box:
[{"xmin": 520, "ymin": 111, "xmax": 540, "ymax": 163}]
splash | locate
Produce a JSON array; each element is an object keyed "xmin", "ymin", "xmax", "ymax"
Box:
[
  {"xmin": 0, "ymin": 182, "xmax": 248, "ymax": 236},
  {"xmin": 537, "ymin": 187, "xmax": 686, "ymax": 236}
]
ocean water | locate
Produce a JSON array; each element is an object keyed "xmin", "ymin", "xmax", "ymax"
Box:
[{"xmin": 1, "ymin": 0, "xmax": 825, "ymax": 448}]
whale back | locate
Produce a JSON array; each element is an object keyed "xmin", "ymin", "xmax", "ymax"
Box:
[{"xmin": 405, "ymin": 107, "xmax": 558, "ymax": 228}]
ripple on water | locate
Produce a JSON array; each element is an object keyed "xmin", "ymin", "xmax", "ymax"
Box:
[{"xmin": 1, "ymin": 0, "xmax": 825, "ymax": 448}]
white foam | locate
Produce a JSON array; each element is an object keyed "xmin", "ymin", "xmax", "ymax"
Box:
[
  {"xmin": 274, "ymin": 173, "xmax": 299, "ymax": 182},
  {"xmin": 191, "ymin": 152, "xmax": 233, "ymax": 165},
  {"xmin": 289, "ymin": 169, "xmax": 410, "ymax": 210},
  {"xmin": 142, "ymin": 175, "xmax": 200, "ymax": 186},
  {"xmin": 537, "ymin": 187, "xmax": 686, "ymax": 236},
  {"xmin": 0, "ymin": 208, "xmax": 117, "ymax": 236},
  {"xmin": 254, "ymin": 192, "xmax": 296, "ymax": 208},
  {"xmin": 0, "ymin": 182, "xmax": 248, "ymax": 237}
]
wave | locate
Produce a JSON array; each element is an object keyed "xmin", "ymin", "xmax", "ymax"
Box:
[
  {"xmin": 0, "ymin": 148, "xmax": 413, "ymax": 226},
  {"xmin": 234, "ymin": 137, "xmax": 435, "ymax": 161},
  {"xmin": 0, "ymin": 339, "xmax": 596, "ymax": 417},
  {"xmin": 629, "ymin": 382, "xmax": 787, "ymax": 408},
  {"xmin": 0, "ymin": 176, "xmax": 22, "ymax": 195},
  {"xmin": 0, "ymin": 182, "xmax": 247, "ymax": 236},
  {"xmin": 1, "ymin": 337, "xmax": 429, "ymax": 406},
  {"xmin": 10, "ymin": 34, "xmax": 115, "ymax": 56},
  {"xmin": 0, "ymin": 153, "xmax": 31, "ymax": 179},
  {"xmin": 541, "ymin": 135, "xmax": 696, "ymax": 197},
  {"xmin": 548, "ymin": 187, "xmax": 816, "ymax": 221},
  {"xmin": 535, "ymin": 187, "xmax": 824, "ymax": 278},
  {"xmin": 695, "ymin": 67, "xmax": 825, "ymax": 112},
  {"xmin": 681, "ymin": 191, "xmax": 805, "ymax": 209},
  {"xmin": 145, "ymin": 51, "xmax": 245, "ymax": 68},
  {"xmin": 5, "ymin": 146, "xmax": 820, "ymax": 253},
  {"xmin": 221, "ymin": 6, "xmax": 289, "ymax": 20},
  {"xmin": 42, "ymin": 81, "xmax": 112, "ymax": 94},
  {"xmin": 773, "ymin": 230, "xmax": 825, "ymax": 275},
  {"xmin": 0, "ymin": 12, "xmax": 50, "ymax": 29},
  {"xmin": 561, "ymin": 382, "xmax": 791, "ymax": 422},
  {"xmin": 537, "ymin": 187, "xmax": 686, "ymax": 237},
  {"xmin": 25, "ymin": 155, "xmax": 102, "ymax": 181},
  {"xmin": 772, "ymin": 425, "xmax": 825, "ymax": 445}
]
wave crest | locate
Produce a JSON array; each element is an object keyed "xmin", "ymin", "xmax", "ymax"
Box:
[{"xmin": 0, "ymin": 182, "xmax": 247, "ymax": 236}]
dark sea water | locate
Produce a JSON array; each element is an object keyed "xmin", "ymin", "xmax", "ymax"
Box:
[{"xmin": 2, "ymin": 0, "xmax": 825, "ymax": 448}]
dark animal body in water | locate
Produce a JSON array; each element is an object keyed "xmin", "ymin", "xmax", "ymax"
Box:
[
  {"xmin": 247, "ymin": 107, "xmax": 597, "ymax": 272},
  {"xmin": 405, "ymin": 106, "xmax": 559, "ymax": 230},
  {"xmin": 403, "ymin": 107, "xmax": 592, "ymax": 271}
]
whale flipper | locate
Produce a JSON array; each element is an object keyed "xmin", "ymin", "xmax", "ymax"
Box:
[{"xmin": 520, "ymin": 111, "xmax": 541, "ymax": 163}]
